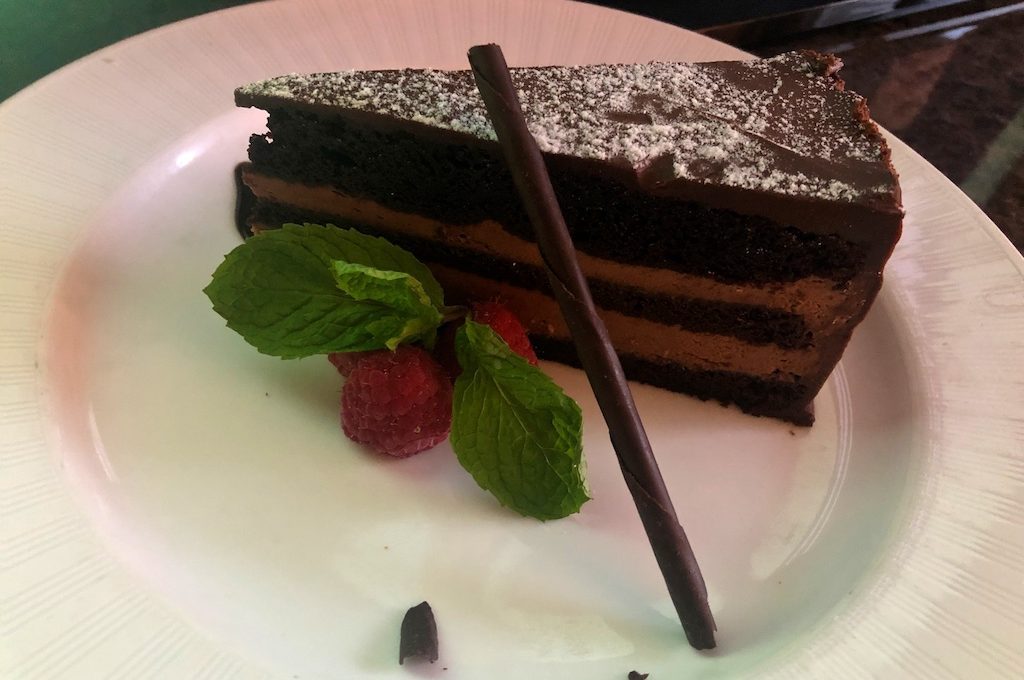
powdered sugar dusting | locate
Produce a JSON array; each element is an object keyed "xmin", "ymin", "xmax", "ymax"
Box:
[{"xmin": 237, "ymin": 52, "xmax": 896, "ymax": 203}]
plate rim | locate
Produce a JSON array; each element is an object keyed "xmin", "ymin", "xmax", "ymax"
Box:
[{"xmin": 2, "ymin": 0, "xmax": 1022, "ymax": 678}]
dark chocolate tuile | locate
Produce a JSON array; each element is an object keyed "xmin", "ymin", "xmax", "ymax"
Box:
[
  {"xmin": 467, "ymin": 43, "xmax": 716, "ymax": 649},
  {"xmin": 399, "ymin": 601, "xmax": 438, "ymax": 665},
  {"xmin": 628, "ymin": 672, "xmax": 650, "ymax": 680}
]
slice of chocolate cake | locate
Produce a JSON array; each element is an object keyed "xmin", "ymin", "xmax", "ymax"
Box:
[{"xmin": 233, "ymin": 51, "xmax": 902, "ymax": 425}]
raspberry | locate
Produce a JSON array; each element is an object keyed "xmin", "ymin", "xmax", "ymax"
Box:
[
  {"xmin": 472, "ymin": 300, "xmax": 538, "ymax": 365},
  {"xmin": 341, "ymin": 345, "xmax": 452, "ymax": 457},
  {"xmin": 328, "ymin": 350, "xmax": 379, "ymax": 377}
]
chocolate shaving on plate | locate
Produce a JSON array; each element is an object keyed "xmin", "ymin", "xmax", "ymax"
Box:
[
  {"xmin": 399, "ymin": 601, "xmax": 438, "ymax": 664},
  {"xmin": 467, "ymin": 43, "xmax": 716, "ymax": 650}
]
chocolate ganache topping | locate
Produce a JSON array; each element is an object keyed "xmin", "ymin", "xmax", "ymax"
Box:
[{"xmin": 236, "ymin": 52, "xmax": 900, "ymax": 210}]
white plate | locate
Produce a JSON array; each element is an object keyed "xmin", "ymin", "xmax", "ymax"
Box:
[{"xmin": 2, "ymin": 1, "xmax": 1022, "ymax": 678}]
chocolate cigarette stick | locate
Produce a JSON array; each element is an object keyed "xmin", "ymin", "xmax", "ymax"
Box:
[{"xmin": 468, "ymin": 43, "xmax": 716, "ymax": 649}]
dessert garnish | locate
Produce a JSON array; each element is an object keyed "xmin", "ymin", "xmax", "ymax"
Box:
[
  {"xmin": 468, "ymin": 43, "xmax": 716, "ymax": 649},
  {"xmin": 399, "ymin": 601, "xmax": 438, "ymax": 665},
  {"xmin": 204, "ymin": 223, "xmax": 588, "ymax": 519},
  {"xmin": 340, "ymin": 345, "xmax": 453, "ymax": 457}
]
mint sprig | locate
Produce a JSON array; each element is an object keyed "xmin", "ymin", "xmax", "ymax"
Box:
[
  {"xmin": 205, "ymin": 224, "xmax": 588, "ymax": 520},
  {"xmin": 451, "ymin": 320, "xmax": 589, "ymax": 520},
  {"xmin": 203, "ymin": 224, "xmax": 444, "ymax": 357},
  {"xmin": 331, "ymin": 261, "xmax": 442, "ymax": 350}
]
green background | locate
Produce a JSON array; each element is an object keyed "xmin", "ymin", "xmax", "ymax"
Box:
[{"xmin": 0, "ymin": 0, "xmax": 255, "ymax": 102}]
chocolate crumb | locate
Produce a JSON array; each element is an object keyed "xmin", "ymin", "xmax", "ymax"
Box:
[
  {"xmin": 399, "ymin": 601, "xmax": 438, "ymax": 665},
  {"xmin": 628, "ymin": 672, "xmax": 649, "ymax": 679},
  {"xmin": 233, "ymin": 162, "xmax": 256, "ymax": 240}
]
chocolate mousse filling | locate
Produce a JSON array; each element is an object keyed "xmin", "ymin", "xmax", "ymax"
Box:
[
  {"xmin": 243, "ymin": 194, "xmax": 827, "ymax": 422},
  {"xmin": 243, "ymin": 171, "xmax": 829, "ymax": 350}
]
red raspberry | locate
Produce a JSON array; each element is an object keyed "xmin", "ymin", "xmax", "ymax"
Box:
[
  {"xmin": 328, "ymin": 350, "xmax": 379, "ymax": 377},
  {"xmin": 341, "ymin": 346, "xmax": 452, "ymax": 457},
  {"xmin": 472, "ymin": 300, "xmax": 538, "ymax": 365}
]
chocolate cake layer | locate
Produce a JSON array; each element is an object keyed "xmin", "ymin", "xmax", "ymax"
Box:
[
  {"xmin": 247, "ymin": 108, "xmax": 867, "ymax": 285},
  {"xmin": 533, "ymin": 336, "xmax": 812, "ymax": 425},
  {"xmin": 427, "ymin": 265, "xmax": 816, "ymax": 376},
  {"xmin": 243, "ymin": 196, "xmax": 835, "ymax": 423},
  {"xmin": 429, "ymin": 263, "xmax": 816, "ymax": 425},
  {"xmin": 240, "ymin": 173, "xmax": 876, "ymax": 423},
  {"xmin": 244, "ymin": 184, "xmax": 817, "ymax": 349},
  {"xmin": 242, "ymin": 171, "xmax": 866, "ymax": 316}
]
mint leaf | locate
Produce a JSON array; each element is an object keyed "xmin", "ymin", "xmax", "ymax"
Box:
[
  {"xmin": 286, "ymin": 223, "xmax": 444, "ymax": 307},
  {"xmin": 450, "ymin": 320, "xmax": 588, "ymax": 520},
  {"xmin": 204, "ymin": 224, "xmax": 444, "ymax": 357},
  {"xmin": 331, "ymin": 261, "xmax": 442, "ymax": 350}
]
